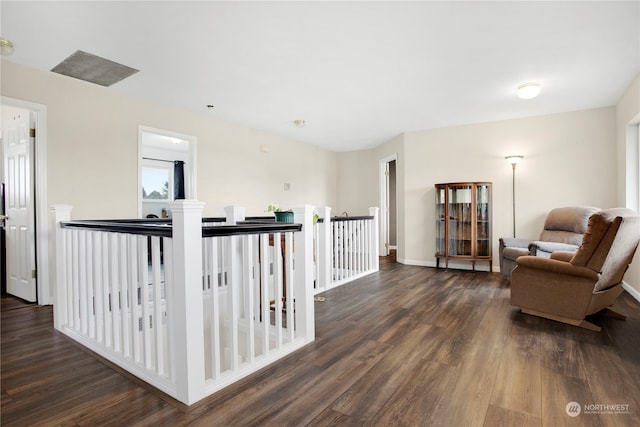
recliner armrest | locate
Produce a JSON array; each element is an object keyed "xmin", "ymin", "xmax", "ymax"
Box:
[
  {"xmin": 499, "ymin": 237, "xmax": 531, "ymax": 249},
  {"xmin": 515, "ymin": 256, "xmax": 598, "ymax": 280},
  {"xmin": 550, "ymin": 251, "xmax": 575, "ymax": 262},
  {"xmin": 529, "ymin": 241, "xmax": 579, "ymax": 256}
]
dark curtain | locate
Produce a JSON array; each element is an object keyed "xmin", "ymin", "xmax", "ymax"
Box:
[{"xmin": 174, "ymin": 161, "xmax": 186, "ymax": 200}]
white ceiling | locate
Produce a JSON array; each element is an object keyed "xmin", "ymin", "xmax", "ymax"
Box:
[{"xmin": 1, "ymin": 1, "xmax": 639, "ymax": 152}]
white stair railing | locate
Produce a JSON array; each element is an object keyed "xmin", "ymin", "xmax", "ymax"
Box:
[
  {"xmin": 312, "ymin": 207, "xmax": 380, "ymax": 294},
  {"xmin": 51, "ymin": 201, "xmax": 314, "ymax": 406}
]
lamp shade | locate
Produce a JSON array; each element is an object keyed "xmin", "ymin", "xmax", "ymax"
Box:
[{"xmin": 505, "ymin": 155, "xmax": 523, "ymax": 165}]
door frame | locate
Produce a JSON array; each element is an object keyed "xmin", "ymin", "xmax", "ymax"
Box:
[
  {"xmin": 137, "ymin": 125, "xmax": 197, "ymax": 217},
  {"xmin": 379, "ymin": 154, "xmax": 398, "ymax": 257},
  {"xmin": 1, "ymin": 96, "xmax": 50, "ymax": 305}
]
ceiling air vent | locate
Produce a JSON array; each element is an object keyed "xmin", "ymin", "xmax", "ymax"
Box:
[{"xmin": 51, "ymin": 50, "xmax": 138, "ymax": 87}]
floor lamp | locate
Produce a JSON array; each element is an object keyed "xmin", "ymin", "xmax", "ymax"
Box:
[{"xmin": 505, "ymin": 155, "xmax": 523, "ymax": 238}]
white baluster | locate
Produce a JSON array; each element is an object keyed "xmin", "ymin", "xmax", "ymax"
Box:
[
  {"xmin": 119, "ymin": 233, "xmax": 131, "ymax": 357},
  {"xmin": 208, "ymin": 237, "xmax": 221, "ymax": 379},
  {"xmin": 93, "ymin": 232, "xmax": 105, "ymax": 344},
  {"xmin": 151, "ymin": 236, "xmax": 164, "ymax": 374},
  {"xmin": 243, "ymin": 234, "xmax": 255, "ymax": 363},
  {"xmin": 284, "ymin": 232, "xmax": 294, "ymax": 342},
  {"xmin": 78, "ymin": 229, "xmax": 88, "ymax": 335},
  {"xmin": 369, "ymin": 207, "xmax": 380, "ymax": 271},
  {"xmin": 273, "ymin": 232, "xmax": 283, "ymax": 348},
  {"xmin": 109, "ymin": 232, "xmax": 121, "ymax": 353},
  {"xmin": 260, "ymin": 234, "xmax": 270, "ymax": 356},
  {"xmin": 131, "ymin": 235, "xmax": 142, "ymax": 363}
]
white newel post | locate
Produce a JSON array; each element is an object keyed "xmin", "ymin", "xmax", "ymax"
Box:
[
  {"xmin": 169, "ymin": 200, "xmax": 206, "ymax": 405},
  {"xmin": 316, "ymin": 207, "xmax": 332, "ymax": 290},
  {"xmin": 293, "ymin": 205, "xmax": 316, "ymax": 343},
  {"xmin": 369, "ymin": 207, "xmax": 380, "ymax": 271},
  {"xmin": 224, "ymin": 205, "xmax": 246, "ymax": 225},
  {"xmin": 50, "ymin": 204, "xmax": 73, "ymax": 330}
]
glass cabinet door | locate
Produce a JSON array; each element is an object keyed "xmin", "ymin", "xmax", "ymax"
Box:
[
  {"xmin": 448, "ymin": 185, "xmax": 472, "ymax": 256},
  {"xmin": 476, "ymin": 184, "xmax": 491, "ymax": 256},
  {"xmin": 435, "ymin": 186, "xmax": 446, "ymax": 255}
]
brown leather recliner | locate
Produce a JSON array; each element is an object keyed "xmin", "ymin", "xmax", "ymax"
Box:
[
  {"xmin": 499, "ymin": 206, "xmax": 600, "ymax": 277},
  {"xmin": 510, "ymin": 208, "xmax": 640, "ymax": 331}
]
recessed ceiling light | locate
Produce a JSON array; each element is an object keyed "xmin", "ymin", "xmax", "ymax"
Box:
[
  {"xmin": 293, "ymin": 119, "xmax": 305, "ymax": 128},
  {"xmin": 0, "ymin": 38, "xmax": 14, "ymax": 56},
  {"xmin": 517, "ymin": 83, "xmax": 541, "ymax": 100}
]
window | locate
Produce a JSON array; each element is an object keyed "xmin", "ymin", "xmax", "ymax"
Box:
[{"xmin": 142, "ymin": 165, "xmax": 172, "ymax": 201}]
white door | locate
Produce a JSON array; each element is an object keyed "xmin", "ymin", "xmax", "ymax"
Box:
[{"xmin": 2, "ymin": 105, "xmax": 36, "ymax": 302}]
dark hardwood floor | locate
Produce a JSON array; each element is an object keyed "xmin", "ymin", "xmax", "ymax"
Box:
[{"xmin": 2, "ymin": 255, "xmax": 640, "ymax": 426}]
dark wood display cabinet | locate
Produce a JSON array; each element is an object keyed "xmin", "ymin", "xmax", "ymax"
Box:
[{"xmin": 435, "ymin": 182, "xmax": 492, "ymax": 271}]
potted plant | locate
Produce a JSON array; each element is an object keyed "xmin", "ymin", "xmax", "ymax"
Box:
[
  {"xmin": 267, "ymin": 204, "xmax": 294, "ymax": 223},
  {"xmin": 267, "ymin": 204, "xmax": 320, "ymax": 224}
]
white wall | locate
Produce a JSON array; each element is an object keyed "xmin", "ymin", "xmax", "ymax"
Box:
[
  {"xmin": 0, "ymin": 60, "xmax": 338, "ymax": 219},
  {"xmin": 336, "ymin": 133, "xmax": 406, "ymax": 257},
  {"xmin": 616, "ymin": 74, "xmax": 640, "ymax": 294},
  {"xmin": 338, "ymin": 107, "xmax": 619, "ymax": 271},
  {"xmin": 403, "ymin": 107, "xmax": 617, "ymax": 269}
]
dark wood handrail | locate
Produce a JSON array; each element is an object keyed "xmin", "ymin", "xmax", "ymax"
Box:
[
  {"xmin": 67, "ymin": 217, "xmax": 227, "ymax": 224},
  {"xmin": 202, "ymin": 223, "xmax": 302, "ymax": 237},
  {"xmin": 329, "ymin": 216, "xmax": 374, "ymax": 222},
  {"xmin": 59, "ymin": 221, "xmax": 173, "ymax": 237},
  {"xmin": 59, "ymin": 213, "xmax": 372, "ymax": 237},
  {"xmin": 59, "ymin": 220, "xmax": 302, "ymax": 238}
]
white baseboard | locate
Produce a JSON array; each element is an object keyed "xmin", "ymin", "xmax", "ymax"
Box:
[
  {"xmin": 622, "ymin": 281, "xmax": 640, "ymax": 303},
  {"xmin": 397, "ymin": 258, "xmax": 434, "ymax": 267}
]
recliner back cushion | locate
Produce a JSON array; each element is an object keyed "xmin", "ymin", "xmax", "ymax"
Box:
[
  {"xmin": 571, "ymin": 208, "xmax": 638, "ymax": 276},
  {"xmin": 593, "ymin": 215, "xmax": 640, "ymax": 291},
  {"xmin": 539, "ymin": 206, "xmax": 599, "ymax": 245}
]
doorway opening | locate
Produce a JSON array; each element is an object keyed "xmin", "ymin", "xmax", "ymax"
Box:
[
  {"xmin": 138, "ymin": 126, "xmax": 197, "ymax": 218},
  {"xmin": 379, "ymin": 155, "xmax": 398, "ymax": 258}
]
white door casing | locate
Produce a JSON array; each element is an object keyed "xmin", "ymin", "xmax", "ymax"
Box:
[
  {"xmin": 138, "ymin": 126, "xmax": 197, "ymax": 218},
  {"xmin": 2, "ymin": 105, "xmax": 36, "ymax": 301},
  {"xmin": 379, "ymin": 154, "xmax": 397, "ymax": 257}
]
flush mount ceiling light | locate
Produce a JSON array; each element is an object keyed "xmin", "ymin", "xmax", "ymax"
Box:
[
  {"xmin": 0, "ymin": 38, "xmax": 14, "ymax": 56},
  {"xmin": 293, "ymin": 119, "xmax": 306, "ymax": 128},
  {"xmin": 517, "ymin": 83, "xmax": 541, "ymax": 100}
]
